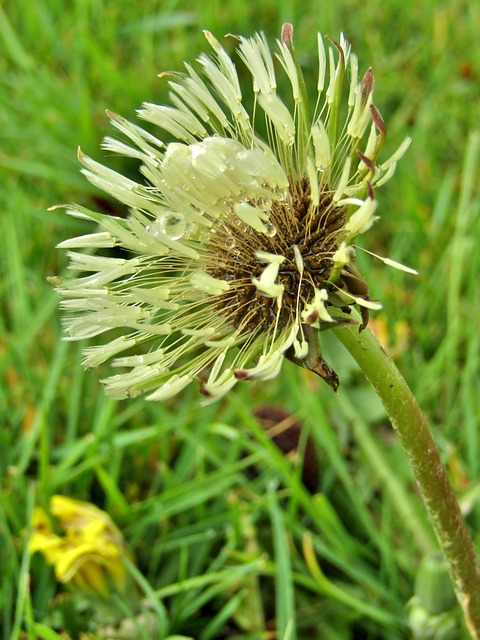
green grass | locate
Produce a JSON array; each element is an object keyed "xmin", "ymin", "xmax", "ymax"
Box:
[{"xmin": 1, "ymin": 0, "xmax": 479, "ymax": 638}]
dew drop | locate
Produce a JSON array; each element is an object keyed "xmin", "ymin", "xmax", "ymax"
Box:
[
  {"xmin": 257, "ymin": 197, "xmax": 273, "ymax": 211},
  {"xmin": 186, "ymin": 222, "xmax": 198, "ymax": 238},
  {"xmin": 264, "ymin": 222, "xmax": 277, "ymax": 237},
  {"xmin": 148, "ymin": 212, "xmax": 187, "ymax": 240},
  {"xmin": 225, "ymin": 236, "xmax": 236, "ymax": 250}
]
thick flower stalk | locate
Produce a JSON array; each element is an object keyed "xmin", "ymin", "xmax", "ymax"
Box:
[{"xmin": 53, "ymin": 25, "xmax": 411, "ymax": 402}]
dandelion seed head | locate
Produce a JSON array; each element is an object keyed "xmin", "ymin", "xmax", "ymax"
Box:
[{"xmin": 53, "ymin": 24, "xmax": 412, "ymax": 402}]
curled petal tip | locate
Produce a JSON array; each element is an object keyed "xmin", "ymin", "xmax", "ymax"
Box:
[{"xmin": 281, "ymin": 23, "xmax": 294, "ymax": 45}]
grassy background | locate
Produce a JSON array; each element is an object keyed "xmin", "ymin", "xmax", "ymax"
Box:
[{"xmin": 1, "ymin": 0, "xmax": 479, "ymax": 638}]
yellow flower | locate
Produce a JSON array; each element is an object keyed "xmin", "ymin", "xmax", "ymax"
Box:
[{"xmin": 30, "ymin": 495, "xmax": 129, "ymax": 600}]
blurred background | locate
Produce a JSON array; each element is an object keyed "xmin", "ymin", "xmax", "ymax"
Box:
[{"xmin": 1, "ymin": 0, "xmax": 479, "ymax": 638}]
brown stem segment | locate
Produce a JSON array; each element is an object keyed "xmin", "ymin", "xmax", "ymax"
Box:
[{"xmin": 332, "ymin": 317, "xmax": 480, "ymax": 639}]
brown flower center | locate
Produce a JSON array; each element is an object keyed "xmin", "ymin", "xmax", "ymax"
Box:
[{"xmin": 204, "ymin": 179, "xmax": 346, "ymax": 332}]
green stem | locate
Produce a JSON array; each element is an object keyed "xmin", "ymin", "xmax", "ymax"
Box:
[
  {"xmin": 337, "ymin": 389, "xmax": 436, "ymax": 555},
  {"xmin": 332, "ymin": 316, "xmax": 480, "ymax": 639}
]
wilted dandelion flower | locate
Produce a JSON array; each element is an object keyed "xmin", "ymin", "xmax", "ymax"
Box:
[
  {"xmin": 29, "ymin": 495, "xmax": 131, "ymax": 600},
  {"xmin": 54, "ymin": 24, "xmax": 413, "ymax": 402}
]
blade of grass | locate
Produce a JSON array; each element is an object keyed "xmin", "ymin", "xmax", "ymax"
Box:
[
  {"xmin": 10, "ymin": 484, "xmax": 35, "ymax": 640},
  {"xmin": 268, "ymin": 483, "xmax": 297, "ymax": 640}
]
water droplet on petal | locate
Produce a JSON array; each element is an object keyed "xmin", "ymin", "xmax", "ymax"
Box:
[
  {"xmin": 258, "ymin": 197, "xmax": 273, "ymax": 211},
  {"xmin": 186, "ymin": 222, "xmax": 198, "ymax": 238},
  {"xmin": 225, "ymin": 236, "xmax": 236, "ymax": 250},
  {"xmin": 148, "ymin": 213, "xmax": 187, "ymax": 240}
]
